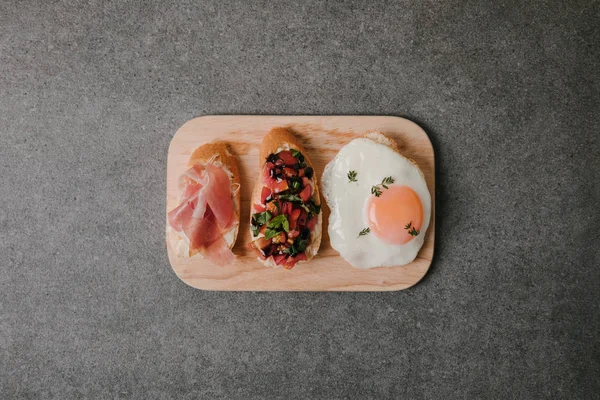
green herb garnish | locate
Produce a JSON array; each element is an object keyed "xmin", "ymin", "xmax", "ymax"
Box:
[
  {"xmin": 264, "ymin": 229, "xmax": 281, "ymax": 240},
  {"xmin": 308, "ymin": 202, "xmax": 321, "ymax": 215},
  {"xmin": 404, "ymin": 221, "xmax": 419, "ymax": 236},
  {"xmin": 267, "ymin": 214, "xmax": 289, "ymax": 232},
  {"xmin": 291, "ymin": 149, "xmax": 305, "ymax": 162},
  {"xmin": 371, "ymin": 176, "xmax": 395, "ymax": 196},
  {"xmin": 283, "ymin": 238, "xmax": 309, "ymax": 256},
  {"xmin": 290, "ymin": 149, "xmax": 307, "ymax": 167},
  {"xmin": 250, "ymin": 211, "xmax": 273, "ymax": 237},
  {"xmin": 357, "ymin": 227, "xmax": 370, "ymax": 238},
  {"xmin": 347, "ymin": 170, "xmax": 357, "ymax": 182},
  {"xmin": 277, "ymin": 194, "xmax": 303, "ymax": 203},
  {"xmin": 252, "ymin": 211, "xmax": 273, "ymax": 226},
  {"xmin": 381, "ymin": 176, "xmax": 395, "ymax": 189}
]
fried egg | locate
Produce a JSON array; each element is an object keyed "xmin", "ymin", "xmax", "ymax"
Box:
[{"xmin": 321, "ymin": 137, "xmax": 431, "ymax": 269}]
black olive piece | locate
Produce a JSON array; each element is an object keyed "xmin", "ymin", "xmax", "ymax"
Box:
[
  {"xmin": 304, "ymin": 167, "xmax": 314, "ymax": 179},
  {"xmin": 267, "ymin": 154, "xmax": 278, "ymax": 163}
]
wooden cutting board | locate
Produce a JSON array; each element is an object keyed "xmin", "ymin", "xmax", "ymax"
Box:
[{"xmin": 166, "ymin": 116, "xmax": 435, "ymax": 291}]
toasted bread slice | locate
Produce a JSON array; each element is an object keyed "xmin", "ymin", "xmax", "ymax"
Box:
[
  {"xmin": 251, "ymin": 127, "xmax": 322, "ymax": 268},
  {"xmin": 362, "ymin": 130, "xmax": 425, "ymax": 178},
  {"xmin": 168, "ymin": 141, "xmax": 241, "ymax": 257}
]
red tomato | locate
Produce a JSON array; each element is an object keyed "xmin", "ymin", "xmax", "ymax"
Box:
[
  {"xmin": 289, "ymin": 209, "xmax": 302, "ymax": 229},
  {"xmin": 284, "ymin": 252, "xmax": 307, "ymax": 269},
  {"xmin": 306, "ymin": 216, "xmax": 317, "ymax": 231},
  {"xmin": 261, "ymin": 163, "xmax": 289, "ymax": 193},
  {"xmin": 283, "ymin": 167, "xmax": 296, "ymax": 178},
  {"xmin": 253, "ymin": 203, "xmax": 266, "ymax": 213},
  {"xmin": 299, "ymin": 185, "xmax": 312, "ymax": 202},
  {"xmin": 288, "ymin": 229, "xmax": 300, "ymax": 239},
  {"xmin": 260, "ymin": 187, "xmax": 272, "ymax": 204},
  {"xmin": 278, "ymin": 150, "xmax": 298, "ymax": 166},
  {"xmin": 298, "ymin": 209, "xmax": 308, "ymax": 226},
  {"xmin": 273, "ymin": 254, "xmax": 287, "ymax": 265},
  {"xmin": 282, "ymin": 202, "xmax": 293, "ymax": 216}
]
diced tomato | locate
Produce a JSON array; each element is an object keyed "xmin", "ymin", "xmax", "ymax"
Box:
[
  {"xmin": 283, "ymin": 252, "xmax": 307, "ymax": 269},
  {"xmin": 281, "ymin": 202, "xmax": 293, "ymax": 216},
  {"xmin": 283, "ymin": 167, "xmax": 296, "ymax": 178},
  {"xmin": 272, "ymin": 179, "xmax": 289, "ymax": 193},
  {"xmin": 302, "ymin": 177, "xmax": 310, "ymax": 187},
  {"xmin": 260, "ymin": 187, "xmax": 272, "ymax": 204},
  {"xmin": 306, "ymin": 215, "xmax": 317, "ymax": 230},
  {"xmin": 261, "ymin": 163, "xmax": 274, "ymax": 185},
  {"xmin": 299, "ymin": 185, "xmax": 312, "ymax": 202},
  {"xmin": 261, "ymin": 163, "xmax": 289, "ymax": 193},
  {"xmin": 289, "ymin": 209, "xmax": 302, "ymax": 229},
  {"xmin": 288, "ymin": 229, "xmax": 300, "ymax": 239},
  {"xmin": 254, "ymin": 203, "xmax": 266, "ymax": 213},
  {"xmin": 273, "ymin": 254, "xmax": 287, "ymax": 265},
  {"xmin": 260, "ymin": 225, "xmax": 267, "ymax": 235},
  {"xmin": 298, "ymin": 168, "xmax": 305, "ymax": 177},
  {"xmin": 298, "ymin": 209, "xmax": 308, "ymax": 226},
  {"xmin": 278, "ymin": 150, "xmax": 298, "ymax": 166}
]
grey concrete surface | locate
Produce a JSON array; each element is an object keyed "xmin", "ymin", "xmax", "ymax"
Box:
[{"xmin": 1, "ymin": 0, "xmax": 599, "ymax": 398}]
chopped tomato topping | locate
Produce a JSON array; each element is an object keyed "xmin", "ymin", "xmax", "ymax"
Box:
[
  {"xmin": 278, "ymin": 150, "xmax": 298, "ymax": 166},
  {"xmin": 282, "ymin": 201, "xmax": 293, "ymax": 216},
  {"xmin": 260, "ymin": 187, "xmax": 272, "ymax": 204},
  {"xmin": 272, "ymin": 180, "xmax": 289, "ymax": 193},
  {"xmin": 289, "ymin": 209, "xmax": 302, "ymax": 229},
  {"xmin": 283, "ymin": 252, "xmax": 307, "ymax": 269},
  {"xmin": 253, "ymin": 203, "xmax": 266, "ymax": 213},
  {"xmin": 273, "ymin": 254, "xmax": 287, "ymax": 265},
  {"xmin": 298, "ymin": 209, "xmax": 308, "ymax": 226},
  {"xmin": 283, "ymin": 167, "xmax": 296, "ymax": 178},
  {"xmin": 299, "ymin": 185, "xmax": 312, "ymax": 202},
  {"xmin": 261, "ymin": 163, "xmax": 289, "ymax": 193}
]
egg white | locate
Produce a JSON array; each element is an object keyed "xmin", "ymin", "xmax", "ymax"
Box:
[{"xmin": 321, "ymin": 138, "xmax": 431, "ymax": 269}]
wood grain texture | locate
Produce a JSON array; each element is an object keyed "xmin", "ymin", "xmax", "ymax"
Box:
[{"xmin": 166, "ymin": 116, "xmax": 435, "ymax": 291}]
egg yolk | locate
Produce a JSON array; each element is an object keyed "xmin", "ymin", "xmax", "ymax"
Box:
[{"xmin": 367, "ymin": 185, "xmax": 423, "ymax": 245}]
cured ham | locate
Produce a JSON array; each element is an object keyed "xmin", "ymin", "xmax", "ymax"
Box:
[{"xmin": 168, "ymin": 162, "xmax": 237, "ymax": 265}]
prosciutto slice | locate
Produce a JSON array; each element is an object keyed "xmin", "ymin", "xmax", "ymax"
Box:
[{"xmin": 168, "ymin": 163, "xmax": 237, "ymax": 265}]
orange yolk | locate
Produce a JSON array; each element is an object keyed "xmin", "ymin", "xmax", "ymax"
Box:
[{"xmin": 367, "ymin": 185, "xmax": 423, "ymax": 245}]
